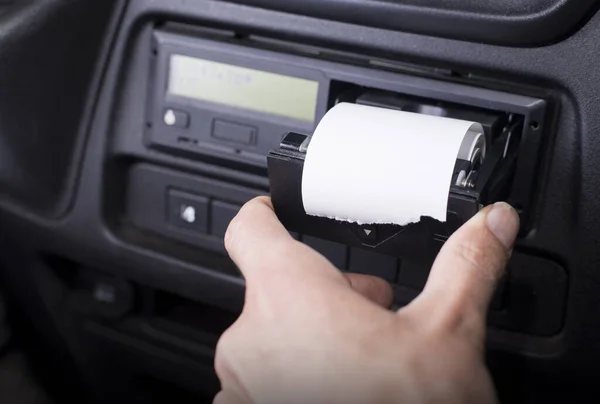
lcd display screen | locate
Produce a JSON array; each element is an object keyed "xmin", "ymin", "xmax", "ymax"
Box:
[{"xmin": 168, "ymin": 55, "xmax": 320, "ymax": 123}]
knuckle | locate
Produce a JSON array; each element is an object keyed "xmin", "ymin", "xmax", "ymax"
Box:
[
  {"xmin": 215, "ymin": 328, "xmax": 233, "ymax": 359},
  {"xmin": 214, "ymin": 323, "xmax": 242, "ymax": 377},
  {"xmin": 446, "ymin": 230, "xmax": 509, "ymax": 282},
  {"xmin": 224, "ymin": 198, "xmax": 268, "ymax": 253},
  {"xmin": 411, "ymin": 292, "xmax": 486, "ymax": 339},
  {"xmin": 453, "ymin": 239, "xmax": 489, "ymax": 271},
  {"xmin": 223, "ymin": 216, "xmax": 240, "ymax": 254},
  {"xmin": 448, "ymin": 238, "xmax": 504, "ymax": 283},
  {"xmin": 422, "ymin": 299, "xmax": 486, "ymax": 343},
  {"xmin": 213, "ymin": 349, "xmax": 229, "ymax": 381},
  {"xmin": 441, "ymin": 308, "xmax": 485, "ymax": 340},
  {"xmin": 223, "ymin": 199, "xmax": 258, "ymax": 243}
]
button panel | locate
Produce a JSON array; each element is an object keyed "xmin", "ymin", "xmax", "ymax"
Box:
[
  {"xmin": 126, "ymin": 166, "xmax": 567, "ymax": 339},
  {"xmin": 212, "ymin": 119, "xmax": 257, "ymax": 145}
]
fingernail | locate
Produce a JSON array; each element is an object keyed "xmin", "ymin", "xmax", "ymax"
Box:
[{"xmin": 486, "ymin": 202, "xmax": 520, "ymax": 250}]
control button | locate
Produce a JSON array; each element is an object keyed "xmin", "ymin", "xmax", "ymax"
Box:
[
  {"xmin": 212, "ymin": 119, "xmax": 256, "ymax": 145},
  {"xmin": 91, "ymin": 278, "xmax": 133, "ymax": 318},
  {"xmin": 211, "ymin": 200, "xmax": 241, "ymax": 237},
  {"xmin": 350, "ymin": 223, "xmax": 405, "ymax": 247},
  {"xmin": 351, "ymin": 225, "xmax": 379, "ymax": 245},
  {"xmin": 397, "ymin": 258, "xmax": 432, "ymax": 290},
  {"xmin": 348, "ymin": 248, "xmax": 399, "ymax": 282},
  {"xmin": 93, "ymin": 282, "xmax": 117, "ymax": 304},
  {"xmin": 163, "ymin": 108, "xmax": 190, "ymax": 128},
  {"xmin": 488, "ymin": 253, "xmax": 567, "ymax": 336},
  {"xmin": 302, "ymin": 236, "xmax": 348, "ymax": 269},
  {"xmin": 180, "ymin": 206, "xmax": 196, "ymax": 224},
  {"xmin": 358, "ymin": 225, "xmax": 377, "ymax": 242},
  {"xmin": 167, "ymin": 190, "xmax": 209, "ymax": 234},
  {"xmin": 75, "ymin": 274, "xmax": 134, "ymax": 319}
]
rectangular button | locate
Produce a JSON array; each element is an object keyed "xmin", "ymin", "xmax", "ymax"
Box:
[
  {"xmin": 212, "ymin": 119, "xmax": 256, "ymax": 145},
  {"xmin": 210, "ymin": 201, "xmax": 241, "ymax": 237},
  {"xmin": 348, "ymin": 249, "xmax": 399, "ymax": 282},
  {"xmin": 302, "ymin": 236, "xmax": 348, "ymax": 269},
  {"xmin": 397, "ymin": 259, "xmax": 431, "ymax": 290},
  {"xmin": 167, "ymin": 190, "xmax": 209, "ymax": 234}
]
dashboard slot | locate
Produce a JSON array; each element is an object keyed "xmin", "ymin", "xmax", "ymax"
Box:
[{"xmin": 114, "ymin": 25, "xmax": 566, "ymax": 342}]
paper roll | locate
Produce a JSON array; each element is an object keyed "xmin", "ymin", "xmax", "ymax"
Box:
[{"xmin": 301, "ymin": 103, "xmax": 484, "ymax": 225}]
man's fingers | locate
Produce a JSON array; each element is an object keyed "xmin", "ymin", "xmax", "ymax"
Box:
[
  {"xmin": 225, "ymin": 196, "xmax": 291, "ymax": 269},
  {"xmin": 407, "ymin": 202, "xmax": 520, "ymax": 337},
  {"xmin": 226, "ymin": 197, "xmax": 394, "ymax": 308},
  {"xmin": 225, "ymin": 197, "xmax": 340, "ymax": 284},
  {"xmin": 225, "ymin": 196, "xmax": 298, "ymax": 281},
  {"xmin": 345, "ymin": 273, "xmax": 394, "ymax": 308}
]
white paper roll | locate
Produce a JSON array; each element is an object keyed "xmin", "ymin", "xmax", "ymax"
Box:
[{"xmin": 301, "ymin": 103, "xmax": 484, "ymax": 225}]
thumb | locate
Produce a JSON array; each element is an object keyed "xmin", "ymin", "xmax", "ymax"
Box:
[{"xmin": 405, "ymin": 202, "xmax": 520, "ymax": 338}]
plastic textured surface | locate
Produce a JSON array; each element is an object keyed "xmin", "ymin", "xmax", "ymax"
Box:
[
  {"xmin": 217, "ymin": 0, "xmax": 599, "ymax": 46},
  {"xmin": 0, "ymin": 0, "xmax": 118, "ymax": 217}
]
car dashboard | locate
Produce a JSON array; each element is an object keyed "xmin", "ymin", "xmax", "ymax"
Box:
[{"xmin": 0, "ymin": 0, "xmax": 597, "ymax": 402}]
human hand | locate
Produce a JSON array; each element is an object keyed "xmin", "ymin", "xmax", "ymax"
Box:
[{"xmin": 214, "ymin": 197, "xmax": 520, "ymax": 404}]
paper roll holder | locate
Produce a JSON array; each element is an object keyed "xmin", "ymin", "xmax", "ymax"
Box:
[{"xmin": 267, "ymin": 116, "xmax": 523, "ymax": 261}]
